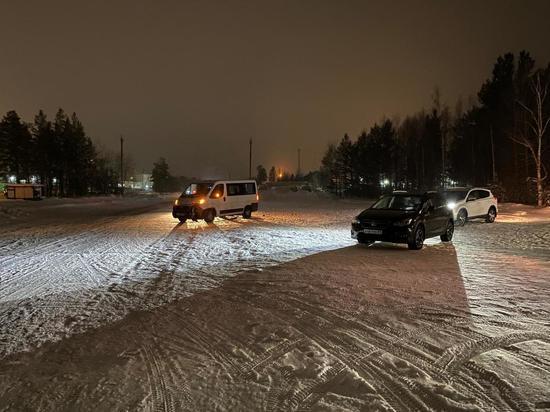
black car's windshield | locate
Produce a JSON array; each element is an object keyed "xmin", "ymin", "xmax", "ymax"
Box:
[
  {"xmin": 442, "ymin": 190, "xmax": 468, "ymax": 202},
  {"xmin": 182, "ymin": 183, "xmax": 213, "ymax": 197},
  {"xmin": 371, "ymin": 195, "xmax": 423, "ymax": 211}
]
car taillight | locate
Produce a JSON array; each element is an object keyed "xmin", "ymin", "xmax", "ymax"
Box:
[{"xmin": 256, "ymin": 194, "xmax": 259, "ymax": 201}]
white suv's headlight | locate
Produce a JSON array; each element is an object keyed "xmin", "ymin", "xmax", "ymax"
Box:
[
  {"xmin": 447, "ymin": 202, "xmax": 456, "ymax": 210},
  {"xmin": 393, "ymin": 218, "xmax": 412, "ymax": 227}
]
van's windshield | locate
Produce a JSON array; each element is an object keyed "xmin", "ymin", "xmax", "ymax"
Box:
[{"xmin": 182, "ymin": 183, "xmax": 213, "ymax": 197}]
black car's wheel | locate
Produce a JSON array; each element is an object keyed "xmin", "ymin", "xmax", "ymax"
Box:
[
  {"xmin": 408, "ymin": 225, "xmax": 425, "ymax": 250},
  {"xmin": 440, "ymin": 220, "xmax": 454, "ymax": 242},
  {"xmin": 243, "ymin": 206, "xmax": 252, "ymax": 219},
  {"xmin": 485, "ymin": 206, "xmax": 497, "ymax": 223},
  {"xmin": 203, "ymin": 209, "xmax": 215, "ymax": 223},
  {"xmin": 456, "ymin": 209, "xmax": 468, "ymax": 227},
  {"xmin": 178, "ymin": 217, "xmax": 187, "ymax": 223}
]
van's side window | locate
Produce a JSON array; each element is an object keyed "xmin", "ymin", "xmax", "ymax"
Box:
[
  {"xmin": 245, "ymin": 183, "xmax": 256, "ymax": 195},
  {"xmin": 210, "ymin": 184, "xmax": 224, "ymax": 199},
  {"xmin": 227, "ymin": 183, "xmax": 256, "ymax": 196},
  {"xmin": 227, "ymin": 184, "xmax": 239, "ymax": 196}
]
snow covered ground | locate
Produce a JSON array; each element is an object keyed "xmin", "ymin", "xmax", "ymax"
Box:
[{"xmin": 0, "ymin": 193, "xmax": 549, "ymax": 411}]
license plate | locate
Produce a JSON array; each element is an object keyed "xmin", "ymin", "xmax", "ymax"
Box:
[{"xmin": 362, "ymin": 229, "xmax": 382, "ymax": 235}]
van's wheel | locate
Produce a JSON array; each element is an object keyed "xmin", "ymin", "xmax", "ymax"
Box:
[
  {"xmin": 203, "ymin": 209, "xmax": 215, "ymax": 223},
  {"xmin": 243, "ymin": 206, "xmax": 252, "ymax": 219},
  {"xmin": 178, "ymin": 217, "xmax": 187, "ymax": 223},
  {"xmin": 456, "ymin": 209, "xmax": 468, "ymax": 227},
  {"xmin": 485, "ymin": 207, "xmax": 497, "ymax": 223},
  {"xmin": 408, "ymin": 225, "xmax": 425, "ymax": 250},
  {"xmin": 440, "ymin": 220, "xmax": 454, "ymax": 242}
]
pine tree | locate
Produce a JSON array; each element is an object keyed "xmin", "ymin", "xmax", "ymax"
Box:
[
  {"xmin": 256, "ymin": 165, "xmax": 267, "ymax": 183},
  {"xmin": 268, "ymin": 166, "xmax": 276, "ymax": 183},
  {"xmin": 0, "ymin": 110, "xmax": 33, "ymax": 182},
  {"xmin": 152, "ymin": 158, "xmax": 172, "ymax": 192}
]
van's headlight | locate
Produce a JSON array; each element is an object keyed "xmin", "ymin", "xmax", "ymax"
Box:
[
  {"xmin": 447, "ymin": 202, "xmax": 456, "ymax": 210},
  {"xmin": 194, "ymin": 198, "xmax": 205, "ymax": 205},
  {"xmin": 393, "ymin": 218, "xmax": 412, "ymax": 227}
]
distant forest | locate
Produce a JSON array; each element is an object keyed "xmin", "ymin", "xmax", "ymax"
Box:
[
  {"xmin": 319, "ymin": 51, "xmax": 550, "ymax": 206},
  {"xmin": 0, "ymin": 109, "xmax": 130, "ymax": 196},
  {"xmin": 2, "ymin": 51, "xmax": 549, "ymax": 204}
]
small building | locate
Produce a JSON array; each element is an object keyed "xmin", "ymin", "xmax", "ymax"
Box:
[
  {"xmin": 5, "ymin": 184, "xmax": 43, "ymax": 200},
  {"xmin": 124, "ymin": 173, "xmax": 153, "ymax": 191}
]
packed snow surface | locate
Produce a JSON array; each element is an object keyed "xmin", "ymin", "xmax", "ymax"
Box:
[{"xmin": 0, "ymin": 193, "xmax": 549, "ymax": 411}]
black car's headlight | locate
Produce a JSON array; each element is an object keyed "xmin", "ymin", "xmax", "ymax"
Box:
[
  {"xmin": 352, "ymin": 217, "xmax": 360, "ymax": 225},
  {"xmin": 393, "ymin": 218, "xmax": 412, "ymax": 227}
]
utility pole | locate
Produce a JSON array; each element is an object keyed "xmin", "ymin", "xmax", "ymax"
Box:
[
  {"xmin": 297, "ymin": 148, "xmax": 301, "ymax": 177},
  {"xmin": 490, "ymin": 124, "xmax": 497, "ymax": 183},
  {"xmin": 249, "ymin": 138, "xmax": 252, "ymax": 180},
  {"xmin": 120, "ymin": 135, "xmax": 124, "ymax": 196}
]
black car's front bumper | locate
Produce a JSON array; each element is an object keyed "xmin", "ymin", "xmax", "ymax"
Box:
[{"xmin": 351, "ymin": 222, "xmax": 412, "ymax": 244}]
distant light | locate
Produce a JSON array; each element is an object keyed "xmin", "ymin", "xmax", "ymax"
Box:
[
  {"xmin": 8, "ymin": 175, "xmax": 16, "ymax": 183},
  {"xmin": 278, "ymin": 173, "xmax": 283, "ymax": 178},
  {"xmin": 52, "ymin": 177, "xmax": 58, "ymax": 184}
]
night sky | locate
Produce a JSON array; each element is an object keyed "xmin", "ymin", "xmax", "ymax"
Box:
[{"xmin": 2, "ymin": 0, "xmax": 550, "ymax": 178}]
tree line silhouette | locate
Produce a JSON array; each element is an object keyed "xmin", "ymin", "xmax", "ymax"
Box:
[
  {"xmin": 320, "ymin": 51, "xmax": 550, "ymax": 205},
  {"xmin": 0, "ymin": 109, "xmax": 123, "ymax": 196}
]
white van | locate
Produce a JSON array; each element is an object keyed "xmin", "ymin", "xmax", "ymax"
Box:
[{"xmin": 172, "ymin": 180, "xmax": 259, "ymax": 223}]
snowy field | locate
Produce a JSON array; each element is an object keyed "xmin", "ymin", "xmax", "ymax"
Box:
[{"xmin": 0, "ymin": 193, "xmax": 549, "ymax": 411}]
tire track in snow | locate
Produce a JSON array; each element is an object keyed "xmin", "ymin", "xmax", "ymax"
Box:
[
  {"xmin": 435, "ymin": 330, "xmax": 550, "ymax": 371},
  {"xmin": 141, "ymin": 344, "xmax": 176, "ymax": 412}
]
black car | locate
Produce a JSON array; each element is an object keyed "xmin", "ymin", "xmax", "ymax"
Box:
[{"xmin": 351, "ymin": 192, "xmax": 454, "ymax": 250}]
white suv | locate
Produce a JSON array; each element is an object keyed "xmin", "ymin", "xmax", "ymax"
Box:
[{"xmin": 442, "ymin": 188, "xmax": 498, "ymax": 226}]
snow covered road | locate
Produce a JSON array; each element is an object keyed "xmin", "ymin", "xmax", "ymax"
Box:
[
  {"xmin": 0, "ymin": 194, "xmax": 360, "ymax": 356},
  {"xmin": 0, "ymin": 194, "xmax": 549, "ymax": 411}
]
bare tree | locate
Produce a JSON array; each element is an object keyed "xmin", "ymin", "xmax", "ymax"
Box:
[{"xmin": 513, "ymin": 72, "xmax": 549, "ymax": 206}]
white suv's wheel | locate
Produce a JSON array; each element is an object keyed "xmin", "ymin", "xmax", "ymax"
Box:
[
  {"xmin": 456, "ymin": 209, "xmax": 467, "ymax": 226},
  {"xmin": 486, "ymin": 207, "xmax": 497, "ymax": 223}
]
